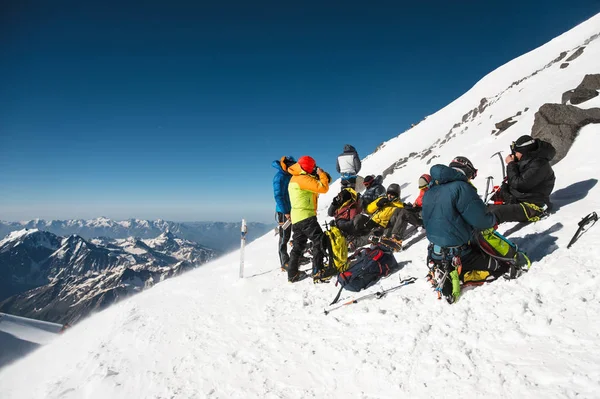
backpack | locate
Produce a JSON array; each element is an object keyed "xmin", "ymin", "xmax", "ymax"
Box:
[
  {"xmin": 475, "ymin": 228, "xmax": 519, "ymax": 263},
  {"xmin": 323, "ymin": 225, "xmax": 349, "ymax": 272},
  {"xmin": 334, "ymin": 188, "xmax": 362, "ymax": 221},
  {"xmin": 336, "ymin": 245, "xmax": 398, "ymax": 292}
]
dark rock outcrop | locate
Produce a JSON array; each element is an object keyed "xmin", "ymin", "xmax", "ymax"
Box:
[
  {"xmin": 562, "ymin": 74, "xmax": 600, "ymax": 105},
  {"xmin": 495, "ymin": 116, "xmax": 518, "ymax": 133},
  {"xmin": 565, "ymin": 47, "xmax": 585, "ymax": 62},
  {"xmin": 531, "ymin": 103, "xmax": 600, "ymax": 164}
]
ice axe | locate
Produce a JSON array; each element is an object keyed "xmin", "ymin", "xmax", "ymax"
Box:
[
  {"xmin": 567, "ymin": 211, "xmax": 598, "ymax": 249},
  {"xmin": 491, "ymin": 151, "xmax": 506, "ymax": 179},
  {"xmin": 274, "ymin": 219, "xmax": 291, "ymax": 236},
  {"xmin": 483, "ymin": 176, "xmax": 494, "ymax": 203}
]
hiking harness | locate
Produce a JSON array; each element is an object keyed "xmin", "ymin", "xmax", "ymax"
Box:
[
  {"xmin": 567, "ymin": 211, "xmax": 598, "ymax": 249},
  {"xmin": 426, "ymin": 244, "xmax": 470, "ymax": 304},
  {"xmin": 324, "ymin": 276, "xmax": 417, "ymax": 315}
]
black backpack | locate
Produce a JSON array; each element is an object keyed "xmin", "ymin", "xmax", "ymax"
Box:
[{"xmin": 336, "ymin": 246, "xmax": 398, "ymax": 292}]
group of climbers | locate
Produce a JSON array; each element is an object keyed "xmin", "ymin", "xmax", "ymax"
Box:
[{"xmin": 272, "ymin": 134, "xmax": 556, "ymax": 302}]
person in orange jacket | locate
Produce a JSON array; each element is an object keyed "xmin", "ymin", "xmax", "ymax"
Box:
[{"xmin": 286, "ymin": 155, "xmax": 331, "ymax": 283}]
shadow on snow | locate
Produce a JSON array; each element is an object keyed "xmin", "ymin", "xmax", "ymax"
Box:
[
  {"xmin": 550, "ymin": 178, "xmax": 598, "ymax": 212},
  {"xmin": 510, "ymin": 222, "xmax": 563, "ymax": 263}
]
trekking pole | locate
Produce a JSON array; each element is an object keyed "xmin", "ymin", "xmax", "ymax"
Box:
[
  {"xmin": 323, "ymin": 277, "xmax": 417, "ymax": 315},
  {"xmin": 239, "ymin": 219, "xmax": 247, "ymax": 278},
  {"xmin": 567, "ymin": 211, "xmax": 598, "ymax": 249}
]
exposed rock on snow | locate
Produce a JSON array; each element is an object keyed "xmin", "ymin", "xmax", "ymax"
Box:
[
  {"xmin": 531, "ymin": 103, "xmax": 600, "ymax": 164},
  {"xmin": 562, "ymin": 73, "xmax": 600, "ymax": 105}
]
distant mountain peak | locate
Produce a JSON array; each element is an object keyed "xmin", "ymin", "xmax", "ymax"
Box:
[
  {"xmin": 0, "ymin": 228, "xmax": 40, "ymax": 247},
  {"xmin": 159, "ymin": 230, "xmax": 175, "ymax": 239}
]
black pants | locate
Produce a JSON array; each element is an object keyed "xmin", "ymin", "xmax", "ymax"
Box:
[
  {"xmin": 353, "ymin": 214, "xmax": 378, "ymax": 236},
  {"xmin": 335, "ymin": 218, "xmax": 355, "ymax": 236},
  {"xmin": 488, "ymin": 203, "xmax": 544, "ymax": 224},
  {"xmin": 288, "ymin": 216, "xmax": 324, "ymax": 278},
  {"xmin": 276, "ymin": 212, "xmax": 292, "ymax": 268},
  {"xmin": 385, "ymin": 208, "xmax": 422, "ymax": 239},
  {"xmin": 459, "ymin": 247, "xmax": 507, "ymax": 277}
]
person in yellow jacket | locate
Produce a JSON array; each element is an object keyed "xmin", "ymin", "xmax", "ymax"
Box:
[
  {"xmin": 353, "ymin": 183, "xmax": 404, "ymax": 237},
  {"xmin": 286, "ymin": 155, "xmax": 330, "ymax": 283}
]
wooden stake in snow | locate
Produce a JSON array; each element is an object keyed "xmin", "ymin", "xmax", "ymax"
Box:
[{"xmin": 239, "ymin": 219, "xmax": 247, "ymax": 278}]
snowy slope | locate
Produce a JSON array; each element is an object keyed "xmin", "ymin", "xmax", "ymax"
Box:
[
  {"xmin": 0, "ymin": 313, "xmax": 63, "ymax": 369},
  {"xmin": 1, "ymin": 13, "xmax": 600, "ymax": 399}
]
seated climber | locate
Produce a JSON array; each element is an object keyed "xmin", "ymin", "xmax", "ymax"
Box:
[
  {"xmin": 422, "ymin": 156, "xmax": 530, "ymax": 303},
  {"xmin": 383, "ymin": 183, "xmax": 423, "ymax": 247},
  {"xmin": 414, "ymin": 173, "xmax": 431, "ymax": 208},
  {"xmin": 327, "ymin": 181, "xmax": 362, "ymax": 236},
  {"xmin": 352, "ymin": 183, "xmax": 405, "ymax": 240},
  {"xmin": 359, "ymin": 174, "xmax": 386, "ymax": 208},
  {"xmin": 488, "ymin": 135, "xmax": 556, "ymax": 223}
]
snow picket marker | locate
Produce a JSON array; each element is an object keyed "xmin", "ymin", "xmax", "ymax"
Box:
[
  {"xmin": 323, "ymin": 276, "xmax": 417, "ymax": 315},
  {"xmin": 239, "ymin": 219, "xmax": 247, "ymax": 278}
]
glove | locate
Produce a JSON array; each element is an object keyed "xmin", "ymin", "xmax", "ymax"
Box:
[
  {"xmin": 376, "ymin": 197, "xmax": 390, "ymax": 208},
  {"xmin": 404, "ymin": 202, "xmax": 414, "ymax": 209}
]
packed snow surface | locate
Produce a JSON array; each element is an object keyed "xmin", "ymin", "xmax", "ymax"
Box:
[{"xmin": 1, "ymin": 12, "xmax": 600, "ymax": 399}]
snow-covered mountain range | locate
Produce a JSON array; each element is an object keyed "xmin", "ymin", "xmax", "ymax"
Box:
[
  {"xmin": 1, "ymin": 13, "xmax": 600, "ymax": 398},
  {"xmin": 0, "ymin": 218, "xmax": 273, "ymax": 253},
  {"xmin": 0, "ymin": 229, "xmax": 215, "ymax": 324}
]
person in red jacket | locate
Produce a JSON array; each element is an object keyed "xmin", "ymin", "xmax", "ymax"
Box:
[{"xmin": 415, "ymin": 173, "xmax": 431, "ymax": 208}]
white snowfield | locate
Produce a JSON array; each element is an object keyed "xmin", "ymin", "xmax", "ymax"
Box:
[
  {"xmin": 0, "ymin": 313, "xmax": 63, "ymax": 370},
  {"xmin": 2, "ymin": 13, "xmax": 600, "ymax": 399}
]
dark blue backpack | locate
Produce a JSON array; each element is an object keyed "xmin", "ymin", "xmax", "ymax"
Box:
[{"xmin": 336, "ymin": 246, "xmax": 398, "ymax": 292}]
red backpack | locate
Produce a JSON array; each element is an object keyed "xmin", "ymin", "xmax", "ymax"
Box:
[{"xmin": 334, "ymin": 188, "xmax": 362, "ymax": 221}]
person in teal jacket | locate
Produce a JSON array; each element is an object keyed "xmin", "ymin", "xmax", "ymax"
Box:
[{"xmin": 422, "ymin": 157, "xmax": 511, "ymax": 302}]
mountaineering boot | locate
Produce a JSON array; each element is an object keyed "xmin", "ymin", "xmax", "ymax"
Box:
[
  {"xmin": 506, "ymin": 251, "xmax": 531, "ymax": 279},
  {"xmin": 515, "ymin": 251, "xmax": 531, "ymax": 269},
  {"xmin": 370, "ymin": 235, "xmax": 402, "ymax": 252},
  {"xmin": 288, "ymin": 271, "xmax": 309, "ymax": 283},
  {"xmin": 389, "ymin": 235, "xmax": 403, "ymax": 252},
  {"xmin": 348, "ymin": 240, "xmax": 357, "ymax": 252},
  {"xmin": 312, "ymin": 268, "xmax": 334, "ymax": 284},
  {"xmin": 281, "ymin": 263, "xmax": 289, "ymax": 272}
]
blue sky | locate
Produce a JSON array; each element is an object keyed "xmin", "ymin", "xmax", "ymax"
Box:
[{"xmin": 1, "ymin": 1, "xmax": 598, "ymax": 223}]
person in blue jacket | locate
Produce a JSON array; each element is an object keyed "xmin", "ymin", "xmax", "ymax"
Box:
[
  {"xmin": 422, "ymin": 156, "xmax": 524, "ymax": 302},
  {"xmin": 273, "ymin": 156, "xmax": 296, "ymax": 271}
]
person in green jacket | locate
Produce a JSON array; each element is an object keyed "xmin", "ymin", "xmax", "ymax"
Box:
[{"xmin": 286, "ymin": 155, "xmax": 330, "ymax": 283}]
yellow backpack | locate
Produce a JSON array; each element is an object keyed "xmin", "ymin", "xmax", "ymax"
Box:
[{"xmin": 323, "ymin": 225, "xmax": 349, "ymax": 272}]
